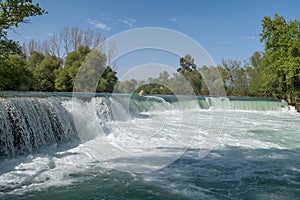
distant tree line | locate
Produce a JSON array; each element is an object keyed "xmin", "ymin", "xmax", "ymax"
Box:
[
  {"xmin": 0, "ymin": 45, "xmax": 118, "ymax": 92},
  {"xmin": 116, "ymin": 14, "xmax": 300, "ymax": 107},
  {"xmin": 115, "ymin": 55, "xmax": 205, "ymax": 96},
  {"xmin": 22, "ymin": 26, "xmax": 105, "ymax": 59},
  {"xmin": 1, "ymin": 1, "xmax": 300, "ymax": 106},
  {"xmin": 0, "ymin": 0, "xmax": 118, "ymax": 92},
  {"xmin": 221, "ymin": 14, "xmax": 300, "ymax": 105}
]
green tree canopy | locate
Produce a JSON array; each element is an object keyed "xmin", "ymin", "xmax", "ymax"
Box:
[
  {"xmin": 55, "ymin": 46, "xmax": 91, "ymax": 91},
  {"xmin": 115, "ymin": 79, "xmax": 138, "ymax": 94},
  {"xmin": 217, "ymin": 59, "xmax": 250, "ymax": 96},
  {"xmin": 177, "ymin": 54, "xmax": 203, "ymax": 95},
  {"xmin": 177, "ymin": 54, "xmax": 196, "ymax": 74},
  {"xmin": 0, "ymin": 0, "xmax": 47, "ymax": 58},
  {"xmin": 33, "ymin": 55, "xmax": 62, "ymax": 91},
  {"xmin": 56, "ymin": 46, "xmax": 118, "ymax": 93},
  {"xmin": 247, "ymin": 51, "xmax": 264, "ymax": 96},
  {"xmin": 260, "ymin": 14, "xmax": 300, "ymax": 98},
  {"xmin": 26, "ymin": 51, "xmax": 44, "ymax": 71},
  {"xmin": 97, "ymin": 66, "xmax": 118, "ymax": 93},
  {"xmin": 0, "ymin": 54, "xmax": 32, "ymax": 90}
]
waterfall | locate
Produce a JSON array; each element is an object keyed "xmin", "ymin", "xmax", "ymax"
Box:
[
  {"xmin": 0, "ymin": 98, "xmax": 78, "ymax": 158},
  {"xmin": 206, "ymin": 97, "xmax": 230, "ymax": 110},
  {"xmin": 112, "ymin": 94, "xmax": 174, "ymax": 117},
  {"xmin": 0, "ymin": 93, "xmax": 291, "ymax": 159},
  {"xmin": 204, "ymin": 97, "xmax": 288, "ymax": 111}
]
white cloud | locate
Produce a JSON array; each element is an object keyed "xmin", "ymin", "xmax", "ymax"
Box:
[
  {"xmin": 241, "ymin": 36, "xmax": 256, "ymax": 40},
  {"xmin": 46, "ymin": 32, "xmax": 54, "ymax": 36},
  {"xmin": 86, "ymin": 18, "xmax": 112, "ymax": 31},
  {"xmin": 119, "ymin": 18, "xmax": 136, "ymax": 27},
  {"xmin": 169, "ymin": 17, "xmax": 178, "ymax": 22}
]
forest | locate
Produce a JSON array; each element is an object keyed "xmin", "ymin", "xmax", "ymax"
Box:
[{"xmin": 1, "ymin": 1, "xmax": 300, "ymax": 109}]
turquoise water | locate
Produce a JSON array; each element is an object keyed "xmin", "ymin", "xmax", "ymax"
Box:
[{"xmin": 0, "ymin": 93, "xmax": 299, "ymax": 199}]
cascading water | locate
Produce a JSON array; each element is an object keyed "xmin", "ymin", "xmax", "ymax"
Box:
[
  {"xmin": 205, "ymin": 97, "xmax": 230, "ymax": 110},
  {"xmin": 0, "ymin": 94, "xmax": 292, "ymax": 159},
  {"xmin": 0, "ymin": 94, "xmax": 176, "ymax": 159},
  {"xmin": 0, "ymin": 97, "xmax": 78, "ymax": 158},
  {"xmin": 204, "ymin": 96, "xmax": 288, "ymax": 111},
  {"xmin": 0, "ymin": 93, "xmax": 299, "ymax": 200}
]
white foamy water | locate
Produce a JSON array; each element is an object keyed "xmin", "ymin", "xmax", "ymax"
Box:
[{"xmin": 0, "ymin": 96, "xmax": 299, "ymax": 199}]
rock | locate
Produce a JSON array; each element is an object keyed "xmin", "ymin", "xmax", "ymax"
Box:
[{"xmin": 295, "ymin": 103, "xmax": 300, "ymax": 112}]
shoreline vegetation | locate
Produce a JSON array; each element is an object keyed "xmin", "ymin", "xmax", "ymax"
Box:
[{"xmin": 1, "ymin": 1, "xmax": 300, "ymax": 112}]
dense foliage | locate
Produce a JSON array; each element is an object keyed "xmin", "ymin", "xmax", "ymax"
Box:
[
  {"xmin": 0, "ymin": 0, "xmax": 118, "ymax": 92},
  {"xmin": 0, "ymin": 0, "xmax": 47, "ymax": 58},
  {"xmin": 117, "ymin": 14, "xmax": 300, "ymax": 106},
  {"xmin": 259, "ymin": 14, "xmax": 300, "ymax": 103},
  {"xmin": 0, "ymin": 45, "xmax": 118, "ymax": 92},
  {"xmin": 0, "ymin": 2, "xmax": 300, "ymax": 106}
]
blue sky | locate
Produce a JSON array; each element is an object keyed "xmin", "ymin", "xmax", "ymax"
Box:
[{"xmin": 8, "ymin": 0, "xmax": 300, "ymax": 79}]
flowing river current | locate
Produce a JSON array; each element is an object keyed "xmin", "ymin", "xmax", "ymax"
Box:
[{"xmin": 0, "ymin": 92, "xmax": 299, "ymax": 200}]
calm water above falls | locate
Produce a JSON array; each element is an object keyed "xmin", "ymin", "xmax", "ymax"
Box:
[{"xmin": 0, "ymin": 93, "xmax": 299, "ymax": 200}]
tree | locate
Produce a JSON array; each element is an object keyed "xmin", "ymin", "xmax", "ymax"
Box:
[
  {"xmin": 70, "ymin": 27, "xmax": 82, "ymax": 51},
  {"xmin": 61, "ymin": 26, "xmax": 71, "ymax": 56},
  {"xmin": 177, "ymin": 54, "xmax": 196, "ymax": 74},
  {"xmin": 247, "ymin": 51, "xmax": 264, "ymax": 96},
  {"xmin": 0, "ymin": 55, "xmax": 32, "ymax": 90},
  {"xmin": 55, "ymin": 46, "xmax": 90, "ymax": 91},
  {"xmin": 183, "ymin": 70, "xmax": 203, "ymax": 95},
  {"xmin": 33, "ymin": 55, "xmax": 62, "ymax": 91},
  {"xmin": 23, "ymin": 26, "xmax": 105, "ymax": 58},
  {"xmin": 54, "ymin": 67, "xmax": 71, "ymax": 92},
  {"xmin": 231, "ymin": 67, "xmax": 249, "ymax": 96},
  {"xmin": 115, "ymin": 79, "xmax": 138, "ymax": 93},
  {"xmin": 73, "ymin": 49, "xmax": 108, "ymax": 92},
  {"xmin": 158, "ymin": 71, "xmax": 170, "ymax": 85},
  {"xmin": 26, "ymin": 50, "xmax": 44, "ymax": 71},
  {"xmin": 48, "ymin": 33, "xmax": 61, "ymax": 57},
  {"xmin": 217, "ymin": 59, "xmax": 250, "ymax": 96},
  {"xmin": 167, "ymin": 73, "xmax": 195, "ymax": 95},
  {"xmin": 200, "ymin": 65, "xmax": 226, "ymax": 96},
  {"xmin": 55, "ymin": 46, "xmax": 118, "ymax": 92},
  {"xmin": 177, "ymin": 54, "xmax": 203, "ymax": 95},
  {"xmin": 221, "ymin": 59, "xmax": 239, "ymax": 85},
  {"xmin": 97, "ymin": 66, "xmax": 118, "ymax": 93},
  {"xmin": 260, "ymin": 14, "xmax": 300, "ymax": 100},
  {"xmin": 0, "ymin": 0, "xmax": 47, "ymax": 58}
]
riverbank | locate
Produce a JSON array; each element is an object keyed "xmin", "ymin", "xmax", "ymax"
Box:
[
  {"xmin": 284, "ymin": 95, "xmax": 300, "ymax": 112},
  {"xmin": 295, "ymin": 103, "xmax": 300, "ymax": 112}
]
